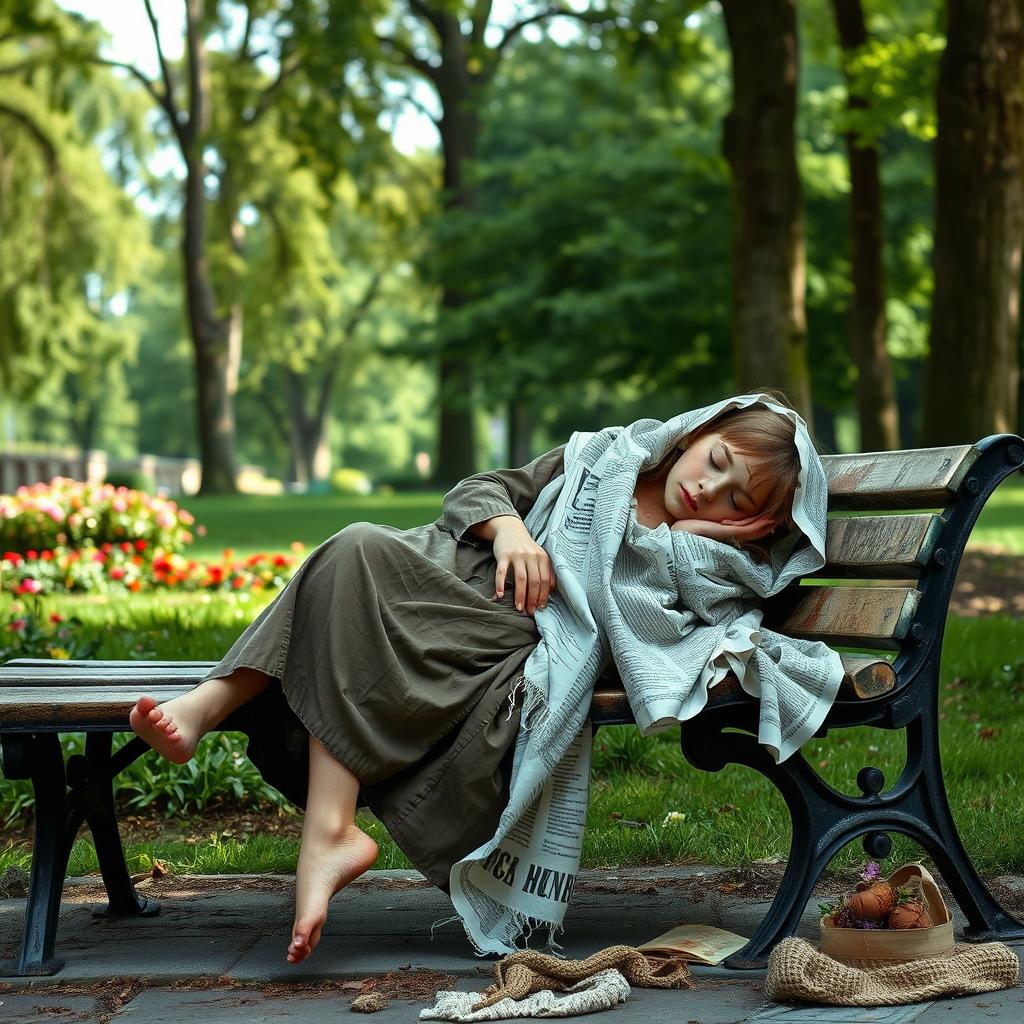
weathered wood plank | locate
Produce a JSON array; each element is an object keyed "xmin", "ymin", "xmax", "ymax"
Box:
[
  {"xmin": 2, "ymin": 659, "xmax": 213, "ymax": 670},
  {"xmin": 812, "ymin": 514, "xmax": 944, "ymax": 578},
  {"xmin": 763, "ymin": 586, "xmax": 920, "ymax": 649},
  {"xmin": 0, "ymin": 685, "xmax": 191, "ymax": 731},
  {"xmin": 822, "ymin": 446, "xmax": 977, "ymax": 510},
  {"xmin": 0, "ymin": 665, "xmax": 213, "ymax": 686},
  {"xmin": 590, "ymin": 653, "xmax": 895, "ymax": 719}
]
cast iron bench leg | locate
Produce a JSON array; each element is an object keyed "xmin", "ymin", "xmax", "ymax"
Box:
[
  {"xmin": 73, "ymin": 733, "xmax": 160, "ymax": 922},
  {"xmin": 894, "ymin": 716, "xmax": 1024, "ymax": 943},
  {"xmin": 691, "ymin": 715, "xmax": 1024, "ymax": 970},
  {"xmin": 0, "ymin": 733, "xmax": 76, "ymax": 977}
]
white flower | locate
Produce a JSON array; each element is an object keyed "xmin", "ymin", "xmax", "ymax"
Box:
[{"xmin": 661, "ymin": 811, "xmax": 687, "ymax": 827}]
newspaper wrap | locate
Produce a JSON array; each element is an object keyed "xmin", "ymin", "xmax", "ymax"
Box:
[{"xmin": 449, "ymin": 393, "xmax": 845, "ymax": 954}]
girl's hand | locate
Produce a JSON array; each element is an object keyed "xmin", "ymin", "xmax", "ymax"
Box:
[
  {"xmin": 670, "ymin": 514, "xmax": 778, "ymax": 544},
  {"xmin": 491, "ymin": 520, "xmax": 558, "ymax": 615}
]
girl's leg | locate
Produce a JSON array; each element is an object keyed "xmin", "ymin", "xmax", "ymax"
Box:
[
  {"xmin": 129, "ymin": 666, "xmax": 271, "ymax": 764},
  {"xmin": 287, "ymin": 734, "xmax": 378, "ymax": 964}
]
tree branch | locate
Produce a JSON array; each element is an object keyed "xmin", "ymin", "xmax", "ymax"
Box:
[
  {"xmin": 376, "ymin": 33, "xmax": 442, "ymax": 86},
  {"xmin": 141, "ymin": 0, "xmax": 185, "ymax": 144},
  {"xmin": 0, "ymin": 102, "xmax": 59, "ymax": 172},
  {"xmin": 244, "ymin": 46, "xmax": 303, "ymax": 125},
  {"xmin": 93, "ymin": 57, "xmax": 181, "ymax": 134},
  {"xmin": 470, "ymin": 0, "xmax": 494, "ymax": 49},
  {"xmin": 394, "ymin": 84, "xmax": 441, "ymax": 130},
  {"xmin": 237, "ymin": 2, "xmax": 254, "ymax": 63},
  {"xmin": 407, "ymin": 0, "xmax": 445, "ymax": 42},
  {"xmin": 183, "ymin": 0, "xmax": 208, "ymax": 146}
]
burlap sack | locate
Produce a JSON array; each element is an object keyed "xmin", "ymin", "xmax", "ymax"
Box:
[
  {"xmin": 766, "ymin": 937, "xmax": 1020, "ymax": 1006},
  {"xmin": 474, "ymin": 945, "xmax": 694, "ymax": 1009}
]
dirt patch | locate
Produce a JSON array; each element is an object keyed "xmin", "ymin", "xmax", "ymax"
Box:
[{"xmin": 950, "ymin": 546, "xmax": 1024, "ymax": 619}]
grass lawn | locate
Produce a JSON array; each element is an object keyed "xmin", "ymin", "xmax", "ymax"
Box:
[
  {"xmin": 2, "ymin": 473, "xmax": 1023, "ymax": 881},
  {"xmin": 184, "ymin": 491, "xmax": 445, "ymax": 560}
]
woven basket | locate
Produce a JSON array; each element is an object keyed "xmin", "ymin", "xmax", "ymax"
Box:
[{"xmin": 820, "ymin": 863, "xmax": 954, "ymax": 962}]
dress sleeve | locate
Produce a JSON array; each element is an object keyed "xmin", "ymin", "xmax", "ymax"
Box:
[{"xmin": 437, "ymin": 444, "xmax": 567, "ymax": 547}]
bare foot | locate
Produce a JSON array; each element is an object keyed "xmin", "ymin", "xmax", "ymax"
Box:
[
  {"xmin": 287, "ymin": 825, "xmax": 379, "ymax": 965},
  {"xmin": 128, "ymin": 694, "xmax": 204, "ymax": 764}
]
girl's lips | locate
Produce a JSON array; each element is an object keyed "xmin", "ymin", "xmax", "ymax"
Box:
[{"xmin": 681, "ymin": 485, "xmax": 696, "ymax": 512}]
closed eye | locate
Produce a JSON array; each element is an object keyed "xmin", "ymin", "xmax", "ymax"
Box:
[{"xmin": 709, "ymin": 452, "xmax": 740, "ymax": 510}]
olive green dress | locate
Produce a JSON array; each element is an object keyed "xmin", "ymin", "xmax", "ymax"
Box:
[{"xmin": 203, "ymin": 445, "xmax": 566, "ymax": 888}]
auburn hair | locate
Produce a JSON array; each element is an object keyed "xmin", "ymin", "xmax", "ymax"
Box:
[{"xmin": 639, "ymin": 394, "xmax": 803, "ymax": 562}]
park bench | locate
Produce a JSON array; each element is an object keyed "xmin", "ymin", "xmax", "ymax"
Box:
[{"xmin": 2, "ymin": 432, "xmax": 1024, "ymax": 977}]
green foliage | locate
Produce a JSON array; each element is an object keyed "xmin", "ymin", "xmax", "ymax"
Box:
[
  {"xmin": 411, "ymin": 33, "xmax": 735, "ymax": 418},
  {"xmin": 104, "ymin": 470, "xmax": 156, "ymax": 494},
  {"xmin": 115, "ymin": 731, "xmax": 292, "ymax": 818},
  {"xmin": 330, "ymin": 467, "xmax": 373, "ymax": 496},
  {"xmin": 0, "ymin": 593, "xmax": 102, "ymax": 663},
  {"xmin": 0, "ymin": 3, "xmax": 153, "ymax": 409}
]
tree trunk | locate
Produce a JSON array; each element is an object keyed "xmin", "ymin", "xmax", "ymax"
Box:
[
  {"xmin": 720, "ymin": 0, "xmax": 812, "ymax": 422},
  {"xmin": 921, "ymin": 0, "xmax": 1024, "ymax": 445},
  {"xmin": 183, "ymin": 153, "xmax": 240, "ymax": 495},
  {"xmin": 432, "ymin": 21, "xmax": 482, "ymax": 489},
  {"xmin": 832, "ymin": 0, "xmax": 899, "ymax": 452},
  {"xmin": 284, "ymin": 358, "xmax": 338, "ymax": 488},
  {"xmin": 507, "ymin": 400, "xmax": 533, "ymax": 466}
]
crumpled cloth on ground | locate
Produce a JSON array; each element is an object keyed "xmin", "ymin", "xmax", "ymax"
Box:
[
  {"xmin": 766, "ymin": 937, "xmax": 1020, "ymax": 1006},
  {"xmin": 419, "ymin": 969, "xmax": 629, "ymax": 1021},
  {"xmin": 420, "ymin": 945, "xmax": 693, "ymax": 1021}
]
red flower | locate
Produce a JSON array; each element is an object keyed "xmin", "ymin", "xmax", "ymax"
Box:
[
  {"xmin": 110, "ymin": 567, "xmax": 126, "ymax": 581},
  {"xmin": 128, "ymin": 580, "xmax": 141, "ymax": 592},
  {"xmin": 40, "ymin": 550, "xmax": 54, "ymax": 561},
  {"xmin": 93, "ymin": 550, "xmax": 106, "ymax": 563},
  {"xmin": 208, "ymin": 566, "xmax": 225, "ymax": 583},
  {"xmin": 272, "ymin": 554, "xmax": 290, "ymax": 568},
  {"xmin": 231, "ymin": 576, "xmax": 245, "ymax": 589},
  {"xmin": 2, "ymin": 552, "xmax": 22, "ymax": 565},
  {"xmin": 101, "ymin": 543, "xmax": 113, "ymax": 553},
  {"xmin": 26, "ymin": 549, "xmax": 38, "ymax": 560},
  {"xmin": 49, "ymin": 612, "xmax": 64, "ymax": 624},
  {"xmin": 16, "ymin": 579, "xmax": 42, "ymax": 595},
  {"xmin": 6, "ymin": 618, "xmax": 27, "ymax": 632},
  {"xmin": 120, "ymin": 542, "xmax": 133, "ymax": 553},
  {"xmin": 135, "ymin": 540, "xmax": 147, "ymax": 552}
]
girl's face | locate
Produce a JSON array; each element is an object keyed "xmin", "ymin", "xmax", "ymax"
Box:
[{"xmin": 663, "ymin": 431, "xmax": 774, "ymax": 524}]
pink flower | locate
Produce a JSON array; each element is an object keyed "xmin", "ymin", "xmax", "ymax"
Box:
[
  {"xmin": 6, "ymin": 618, "xmax": 27, "ymax": 632},
  {"xmin": 16, "ymin": 579, "xmax": 42, "ymax": 595}
]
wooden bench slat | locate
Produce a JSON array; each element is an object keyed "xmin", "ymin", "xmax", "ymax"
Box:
[
  {"xmin": 822, "ymin": 446, "xmax": 977, "ymax": 510},
  {"xmin": 0, "ymin": 666, "xmax": 214, "ymax": 685},
  {"xmin": 763, "ymin": 586, "xmax": 920, "ymax": 649},
  {"xmin": 2, "ymin": 659, "xmax": 214, "ymax": 669},
  {"xmin": 814, "ymin": 514, "xmax": 942, "ymax": 579},
  {"xmin": 0, "ymin": 685, "xmax": 191, "ymax": 730}
]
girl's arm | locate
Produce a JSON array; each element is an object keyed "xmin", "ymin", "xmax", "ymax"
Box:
[{"xmin": 437, "ymin": 445, "xmax": 566, "ymax": 615}]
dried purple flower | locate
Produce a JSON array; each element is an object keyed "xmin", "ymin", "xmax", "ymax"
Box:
[
  {"xmin": 859, "ymin": 861, "xmax": 881, "ymax": 882},
  {"xmin": 834, "ymin": 906, "xmax": 884, "ymax": 930}
]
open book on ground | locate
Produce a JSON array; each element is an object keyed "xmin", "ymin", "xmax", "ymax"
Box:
[{"xmin": 637, "ymin": 923, "xmax": 749, "ymax": 966}]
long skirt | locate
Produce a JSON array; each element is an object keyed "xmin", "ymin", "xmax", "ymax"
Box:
[{"xmin": 204, "ymin": 520, "xmax": 541, "ymax": 888}]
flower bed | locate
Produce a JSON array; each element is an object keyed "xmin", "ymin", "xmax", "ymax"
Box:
[
  {"xmin": 1, "ymin": 544, "xmax": 303, "ymax": 595},
  {"xmin": 1, "ymin": 478, "xmax": 196, "ymax": 554},
  {"xmin": 1, "ymin": 478, "xmax": 304, "ymax": 595}
]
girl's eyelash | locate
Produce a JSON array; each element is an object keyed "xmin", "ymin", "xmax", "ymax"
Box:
[{"xmin": 710, "ymin": 450, "xmax": 739, "ymax": 509}]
